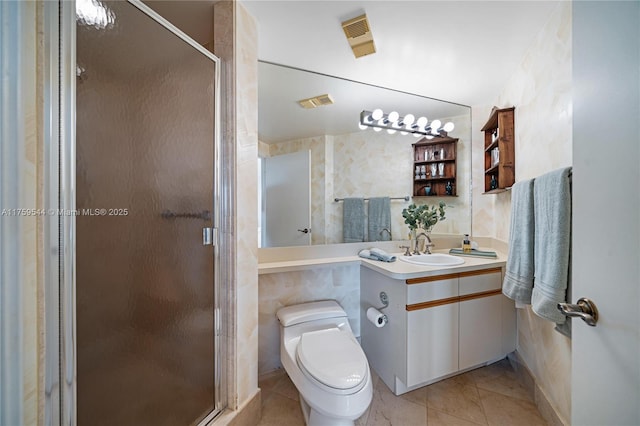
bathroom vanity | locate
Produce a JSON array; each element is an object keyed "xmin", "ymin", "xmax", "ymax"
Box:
[{"xmin": 360, "ymin": 257, "xmax": 515, "ymax": 395}]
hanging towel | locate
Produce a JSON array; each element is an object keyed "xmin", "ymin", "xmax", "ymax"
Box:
[
  {"xmin": 502, "ymin": 178, "xmax": 535, "ymax": 304},
  {"xmin": 368, "ymin": 197, "xmax": 391, "ymax": 242},
  {"xmin": 343, "ymin": 198, "xmax": 365, "ymax": 243},
  {"xmin": 531, "ymin": 167, "xmax": 572, "ymax": 324}
]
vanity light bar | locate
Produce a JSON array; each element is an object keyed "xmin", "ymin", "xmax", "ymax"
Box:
[{"xmin": 359, "ymin": 109, "xmax": 454, "ymax": 137}]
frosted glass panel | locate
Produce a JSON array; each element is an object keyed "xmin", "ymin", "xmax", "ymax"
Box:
[{"xmin": 76, "ymin": 2, "xmax": 216, "ymax": 425}]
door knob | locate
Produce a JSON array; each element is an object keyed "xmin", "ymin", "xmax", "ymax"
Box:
[
  {"xmin": 297, "ymin": 228, "xmax": 311, "ymax": 234},
  {"xmin": 557, "ymin": 297, "xmax": 598, "ymax": 326}
]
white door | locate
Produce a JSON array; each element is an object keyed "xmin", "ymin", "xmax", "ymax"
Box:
[
  {"xmin": 571, "ymin": 3, "xmax": 640, "ymax": 425},
  {"xmin": 263, "ymin": 150, "xmax": 311, "ymax": 247}
]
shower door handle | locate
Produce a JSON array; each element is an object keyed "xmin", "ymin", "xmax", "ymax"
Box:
[{"xmin": 203, "ymin": 227, "xmax": 217, "ymax": 246}]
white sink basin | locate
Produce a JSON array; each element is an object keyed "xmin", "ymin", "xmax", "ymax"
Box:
[{"xmin": 399, "ymin": 253, "xmax": 465, "ymax": 266}]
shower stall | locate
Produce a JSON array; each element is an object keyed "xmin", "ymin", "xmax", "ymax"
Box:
[{"xmin": 60, "ymin": 1, "xmax": 224, "ymax": 424}]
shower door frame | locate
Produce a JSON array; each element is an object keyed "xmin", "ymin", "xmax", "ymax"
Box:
[{"xmin": 44, "ymin": 1, "xmax": 227, "ymax": 424}]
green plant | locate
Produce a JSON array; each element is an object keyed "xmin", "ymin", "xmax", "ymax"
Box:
[{"xmin": 402, "ymin": 202, "xmax": 447, "ymax": 231}]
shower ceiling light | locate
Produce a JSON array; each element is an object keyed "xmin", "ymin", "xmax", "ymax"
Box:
[
  {"xmin": 76, "ymin": 0, "xmax": 116, "ymax": 29},
  {"xmin": 359, "ymin": 110, "xmax": 455, "ymax": 137}
]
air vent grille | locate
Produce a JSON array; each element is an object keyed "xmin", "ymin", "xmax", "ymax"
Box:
[
  {"xmin": 298, "ymin": 94, "xmax": 335, "ymax": 109},
  {"xmin": 342, "ymin": 16, "xmax": 369, "ymax": 39},
  {"xmin": 341, "ymin": 14, "xmax": 376, "ymax": 58},
  {"xmin": 352, "ymin": 41, "xmax": 376, "ymax": 58}
]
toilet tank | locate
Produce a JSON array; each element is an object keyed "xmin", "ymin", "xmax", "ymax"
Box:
[{"xmin": 277, "ymin": 300, "xmax": 347, "ymax": 327}]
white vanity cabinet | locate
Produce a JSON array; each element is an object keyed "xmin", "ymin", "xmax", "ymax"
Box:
[{"xmin": 361, "ymin": 266, "xmax": 515, "ymax": 396}]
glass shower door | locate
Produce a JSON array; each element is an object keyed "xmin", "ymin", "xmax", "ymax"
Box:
[{"xmin": 76, "ymin": 1, "xmax": 217, "ymax": 425}]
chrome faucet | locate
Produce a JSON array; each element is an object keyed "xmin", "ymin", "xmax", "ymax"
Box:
[
  {"xmin": 379, "ymin": 228, "xmax": 392, "ymax": 240},
  {"xmin": 399, "ymin": 245, "xmax": 412, "ymax": 256},
  {"xmin": 415, "ymin": 232, "xmax": 435, "ymax": 254}
]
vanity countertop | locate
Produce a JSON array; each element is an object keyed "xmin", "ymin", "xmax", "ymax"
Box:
[
  {"xmin": 359, "ymin": 249, "xmax": 506, "ymax": 280},
  {"xmin": 258, "ymin": 256, "xmax": 362, "ymax": 274},
  {"xmin": 258, "ymin": 247, "xmax": 506, "ymax": 278}
]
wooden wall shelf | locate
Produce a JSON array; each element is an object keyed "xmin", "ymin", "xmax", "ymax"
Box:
[
  {"xmin": 481, "ymin": 107, "xmax": 515, "ymax": 193},
  {"xmin": 412, "ymin": 135, "xmax": 458, "ymax": 197}
]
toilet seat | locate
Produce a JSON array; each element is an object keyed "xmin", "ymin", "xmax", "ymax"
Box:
[{"xmin": 296, "ymin": 328, "xmax": 368, "ymax": 392}]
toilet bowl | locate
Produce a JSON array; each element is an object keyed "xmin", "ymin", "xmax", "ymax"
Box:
[{"xmin": 276, "ymin": 300, "xmax": 373, "ymax": 426}]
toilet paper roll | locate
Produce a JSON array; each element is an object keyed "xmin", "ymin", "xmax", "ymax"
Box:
[{"xmin": 366, "ymin": 307, "xmax": 387, "ymax": 328}]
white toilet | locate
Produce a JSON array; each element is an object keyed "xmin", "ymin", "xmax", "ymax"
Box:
[{"xmin": 276, "ymin": 300, "xmax": 373, "ymax": 426}]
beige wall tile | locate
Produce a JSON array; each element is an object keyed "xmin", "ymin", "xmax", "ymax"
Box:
[
  {"xmin": 258, "ymin": 265, "xmax": 360, "ymax": 375},
  {"xmin": 472, "ymin": 3, "xmax": 572, "ymax": 424}
]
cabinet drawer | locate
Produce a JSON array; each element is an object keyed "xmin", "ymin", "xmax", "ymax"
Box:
[
  {"xmin": 407, "ymin": 277, "xmax": 457, "ymax": 305},
  {"xmin": 459, "ymin": 268, "xmax": 502, "ymax": 296}
]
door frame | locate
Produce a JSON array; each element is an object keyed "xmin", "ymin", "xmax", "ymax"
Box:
[{"xmin": 45, "ymin": 1, "xmax": 227, "ymax": 424}]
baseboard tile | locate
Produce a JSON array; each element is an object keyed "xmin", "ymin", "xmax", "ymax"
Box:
[{"xmin": 508, "ymin": 352, "xmax": 567, "ymax": 426}]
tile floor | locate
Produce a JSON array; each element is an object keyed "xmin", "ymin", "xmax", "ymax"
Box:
[{"xmin": 257, "ymin": 358, "xmax": 548, "ymax": 426}]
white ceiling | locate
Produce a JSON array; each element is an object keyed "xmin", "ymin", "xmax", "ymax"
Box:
[
  {"xmin": 140, "ymin": 0, "xmax": 561, "ymax": 143},
  {"xmin": 242, "ymin": 1, "xmax": 560, "ymax": 106}
]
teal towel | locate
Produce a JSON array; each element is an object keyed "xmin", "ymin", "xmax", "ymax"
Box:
[
  {"xmin": 449, "ymin": 248, "xmax": 497, "ymax": 258},
  {"xmin": 367, "ymin": 197, "xmax": 391, "ymax": 242},
  {"xmin": 358, "ymin": 249, "xmax": 378, "ymax": 260},
  {"xmin": 502, "ymin": 179, "xmax": 535, "ymax": 304},
  {"xmin": 343, "ymin": 198, "xmax": 365, "ymax": 243},
  {"xmin": 531, "ymin": 167, "xmax": 572, "ymax": 325},
  {"xmin": 369, "ymin": 248, "xmax": 396, "ymax": 262},
  {"xmin": 359, "ymin": 248, "xmax": 396, "ymax": 263}
]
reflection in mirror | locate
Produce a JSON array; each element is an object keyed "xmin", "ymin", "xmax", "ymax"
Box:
[{"xmin": 258, "ymin": 62, "xmax": 471, "ymax": 248}]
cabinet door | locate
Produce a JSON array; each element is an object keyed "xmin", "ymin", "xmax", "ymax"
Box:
[
  {"xmin": 459, "ymin": 294, "xmax": 503, "ymax": 370},
  {"xmin": 406, "ymin": 303, "xmax": 459, "ymax": 387},
  {"xmin": 459, "ymin": 270, "xmax": 504, "ymax": 370}
]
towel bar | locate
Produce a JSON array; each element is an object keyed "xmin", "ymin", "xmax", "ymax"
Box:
[{"xmin": 334, "ymin": 196, "xmax": 410, "ymax": 202}]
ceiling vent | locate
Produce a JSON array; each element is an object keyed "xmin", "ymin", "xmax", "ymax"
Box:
[
  {"xmin": 341, "ymin": 14, "xmax": 376, "ymax": 58},
  {"xmin": 298, "ymin": 94, "xmax": 335, "ymax": 109}
]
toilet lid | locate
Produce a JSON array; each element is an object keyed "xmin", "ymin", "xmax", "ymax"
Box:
[{"xmin": 296, "ymin": 328, "xmax": 368, "ymax": 390}]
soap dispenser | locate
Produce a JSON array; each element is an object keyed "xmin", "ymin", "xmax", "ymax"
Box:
[{"xmin": 462, "ymin": 234, "xmax": 471, "ymax": 253}]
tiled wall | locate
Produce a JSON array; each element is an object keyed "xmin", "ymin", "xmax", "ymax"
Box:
[
  {"xmin": 234, "ymin": 2, "xmax": 259, "ymax": 406},
  {"xmin": 472, "ymin": 2, "xmax": 572, "ymax": 423},
  {"xmin": 258, "ymin": 265, "xmax": 361, "ymax": 374},
  {"xmin": 214, "ymin": 0, "xmax": 259, "ymax": 411},
  {"xmin": 20, "ymin": 2, "xmax": 41, "ymax": 422}
]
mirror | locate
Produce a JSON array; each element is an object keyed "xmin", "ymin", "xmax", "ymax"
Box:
[{"xmin": 258, "ymin": 61, "xmax": 471, "ymax": 248}]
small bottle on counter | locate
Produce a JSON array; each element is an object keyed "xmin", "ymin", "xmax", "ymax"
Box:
[{"xmin": 462, "ymin": 234, "xmax": 472, "ymax": 253}]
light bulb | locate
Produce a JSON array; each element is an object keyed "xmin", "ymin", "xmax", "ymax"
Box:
[
  {"xmin": 371, "ymin": 109, "xmax": 384, "ymax": 121},
  {"xmin": 403, "ymin": 114, "xmax": 415, "ymax": 126},
  {"xmin": 400, "ymin": 131, "xmax": 408, "ymax": 135},
  {"xmin": 413, "ymin": 133, "xmax": 421, "ymax": 138},
  {"xmin": 416, "ymin": 116, "xmax": 428, "ymax": 128},
  {"xmin": 443, "ymin": 122, "xmax": 455, "ymax": 132},
  {"xmin": 388, "ymin": 111, "xmax": 399, "ymax": 123},
  {"xmin": 387, "ymin": 128, "xmax": 396, "ymax": 134},
  {"xmin": 373, "ymin": 127, "xmax": 382, "ymax": 132},
  {"xmin": 358, "ymin": 122, "xmax": 368, "ymax": 130},
  {"xmin": 426, "ymin": 135, "xmax": 434, "ymax": 139},
  {"xmin": 431, "ymin": 119, "xmax": 441, "ymax": 131}
]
